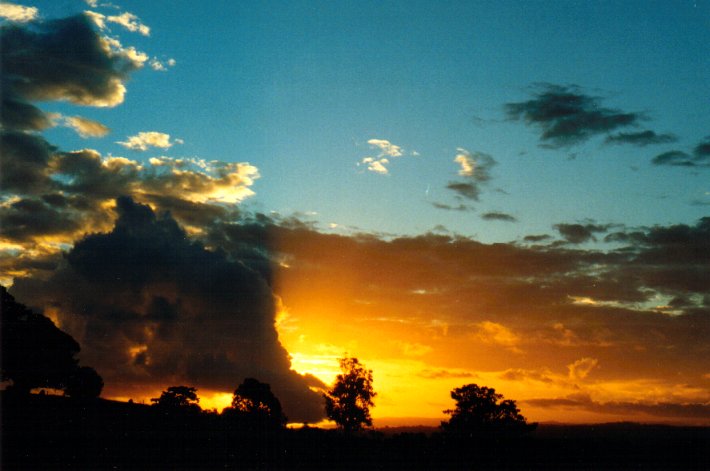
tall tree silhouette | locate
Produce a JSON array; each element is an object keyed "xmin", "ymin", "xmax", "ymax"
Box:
[
  {"xmin": 0, "ymin": 286, "xmax": 102, "ymax": 397},
  {"xmin": 226, "ymin": 378, "xmax": 287, "ymax": 428},
  {"xmin": 441, "ymin": 383, "xmax": 536, "ymax": 436},
  {"xmin": 323, "ymin": 357, "xmax": 376, "ymax": 432}
]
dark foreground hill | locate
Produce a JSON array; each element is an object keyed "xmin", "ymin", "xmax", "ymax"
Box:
[{"xmin": 2, "ymin": 393, "xmax": 708, "ymax": 470}]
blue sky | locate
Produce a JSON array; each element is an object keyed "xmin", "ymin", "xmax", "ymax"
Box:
[{"xmin": 23, "ymin": 0, "xmax": 710, "ymax": 242}]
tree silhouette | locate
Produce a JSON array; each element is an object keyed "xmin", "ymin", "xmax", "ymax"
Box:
[
  {"xmin": 65, "ymin": 366, "xmax": 104, "ymax": 400},
  {"xmin": 441, "ymin": 383, "xmax": 537, "ymax": 436},
  {"xmin": 225, "ymin": 378, "xmax": 287, "ymax": 428},
  {"xmin": 323, "ymin": 357, "xmax": 376, "ymax": 432},
  {"xmin": 151, "ymin": 386, "xmax": 202, "ymax": 413},
  {"xmin": 0, "ymin": 286, "xmax": 102, "ymax": 397}
]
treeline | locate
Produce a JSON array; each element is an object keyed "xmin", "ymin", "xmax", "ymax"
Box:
[{"xmin": 4, "ymin": 392, "xmax": 708, "ymax": 470}]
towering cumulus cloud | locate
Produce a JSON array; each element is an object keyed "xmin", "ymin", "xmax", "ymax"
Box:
[{"xmin": 12, "ymin": 197, "xmax": 324, "ymax": 421}]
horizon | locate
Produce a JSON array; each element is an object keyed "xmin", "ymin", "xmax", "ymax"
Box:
[{"xmin": 1, "ymin": 0, "xmax": 709, "ymax": 427}]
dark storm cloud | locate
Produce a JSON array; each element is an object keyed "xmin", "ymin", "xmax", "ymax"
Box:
[
  {"xmin": 0, "ymin": 131, "xmax": 55, "ymax": 194},
  {"xmin": 0, "ymin": 14, "xmax": 142, "ymax": 116},
  {"xmin": 482, "ymin": 212, "xmax": 517, "ymax": 222},
  {"xmin": 554, "ymin": 223, "xmax": 610, "ymax": 244},
  {"xmin": 0, "ymin": 92, "xmax": 54, "ymax": 131},
  {"xmin": 604, "ymin": 130, "xmax": 677, "ymax": 147},
  {"xmin": 11, "ymin": 198, "xmax": 324, "ymax": 422},
  {"xmin": 505, "ymin": 84, "xmax": 640, "ymax": 147},
  {"xmin": 0, "ymin": 195, "xmax": 92, "ymax": 242}
]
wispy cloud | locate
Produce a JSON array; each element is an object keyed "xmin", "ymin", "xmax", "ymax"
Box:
[
  {"xmin": 62, "ymin": 115, "xmax": 110, "ymax": 138},
  {"xmin": 482, "ymin": 211, "xmax": 517, "ymax": 222},
  {"xmin": 652, "ymin": 136, "xmax": 710, "ymax": 167},
  {"xmin": 505, "ymin": 84, "xmax": 642, "ymax": 147},
  {"xmin": 604, "ymin": 130, "xmax": 677, "ymax": 147},
  {"xmin": 86, "ymin": 10, "xmax": 150, "ymax": 36}
]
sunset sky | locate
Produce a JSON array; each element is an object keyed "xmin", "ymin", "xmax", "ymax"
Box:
[{"xmin": 1, "ymin": 0, "xmax": 709, "ymax": 425}]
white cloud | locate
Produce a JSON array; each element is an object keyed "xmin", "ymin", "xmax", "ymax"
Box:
[
  {"xmin": 454, "ymin": 150, "xmax": 475, "ymax": 176},
  {"xmin": 106, "ymin": 12, "xmax": 150, "ymax": 36},
  {"xmin": 367, "ymin": 138, "xmax": 403, "ymax": 158},
  {"xmin": 98, "ymin": 36, "xmax": 149, "ymax": 72},
  {"xmin": 117, "ymin": 132, "xmax": 180, "ymax": 151},
  {"xmin": 84, "ymin": 10, "xmax": 106, "ymax": 29},
  {"xmin": 142, "ymin": 157, "xmax": 260, "ymax": 204},
  {"xmin": 0, "ymin": 3, "xmax": 38, "ymax": 22},
  {"xmin": 359, "ymin": 156, "xmax": 389, "ymax": 174},
  {"xmin": 358, "ymin": 138, "xmax": 410, "ymax": 175},
  {"xmin": 84, "ymin": 0, "xmax": 98, "ymax": 6},
  {"xmin": 149, "ymin": 57, "xmax": 177, "ymax": 71}
]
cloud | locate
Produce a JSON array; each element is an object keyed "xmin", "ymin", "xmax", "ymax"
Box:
[
  {"xmin": 554, "ymin": 223, "xmax": 610, "ymax": 244},
  {"xmin": 499, "ymin": 368, "xmax": 554, "ymax": 384},
  {"xmin": 117, "ymin": 131, "xmax": 178, "ymax": 151},
  {"xmin": 358, "ymin": 138, "xmax": 410, "ymax": 175},
  {"xmin": 523, "ymin": 234, "xmax": 552, "ymax": 243},
  {"xmin": 360, "ymin": 156, "xmax": 390, "ymax": 174},
  {"xmin": 368, "ymin": 139, "xmax": 403, "ymax": 157},
  {"xmin": 482, "ymin": 212, "xmax": 517, "ymax": 222},
  {"xmin": 476, "ymin": 321, "xmax": 522, "ymax": 352},
  {"xmin": 443, "ymin": 148, "xmax": 497, "ymax": 202},
  {"xmin": 0, "ymin": 3, "xmax": 38, "ymax": 22},
  {"xmin": 525, "ymin": 395, "xmax": 710, "ymax": 421},
  {"xmin": 62, "ymin": 115, "xmax": 110, "ymax": 138},
  {"xmin": 445, "ymin": 182, "xmax": 481, "ymax": 200},
  {"xmin": 106, "ymin": 12, "xmax": 150, "ymax": 36},
  {"xmin": 0, "ymin": 13, "xmax": 148, "ymax": 138},
  {"xmin": 149, "ymin": 57, "xmax": 176, "ymax": 71},
  {"xmin": 604, "ymin": 130, "xmax": 677, "ymax": 147},
  {"xmin": 0, "ymin": 132, "xmax": 56, "ymax": 195},
  {"xmin": 86, "ymin": 10, "xmax": 150, "ymax": 36},
  {"xmin": 505, "ymin": 84, "xmax": 641, "ymax": 147},
  {"xmin": 651, "ymin": 150, "xmax": 695, "ymax": 167},
  {"xmin": 0, "ymin": 145, "xmax": 259, "ymax": 248},
  {"xmin": 652, "ymin": 136, "xmax": 710, "ymax": 167},
  {"xmin": 10, "ymin": 198, "xmax": 324, "ymax": 422},
  {"xmin": 567, "ymin": 357, "xmax": 599, "ymax": 381},
  {"xmin": 1, "ymin": 15, "xmax": 146, "ymax": 110}
]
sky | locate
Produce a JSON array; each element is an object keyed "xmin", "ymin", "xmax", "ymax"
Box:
[{"xmin": 1, "ymin": 0, "xmax": 709, "ymax": 425}]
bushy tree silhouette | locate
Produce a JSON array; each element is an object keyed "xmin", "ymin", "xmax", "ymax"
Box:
[
  {"xmin": 441, "ymin": 383, "xmax": 537, "ymax": 436},
  {"xmin": 151, "ymin": 386, "xmax": 202, "ymax": 413},
  {"xmin": 65, "ymin": 366, "xmax": 104, "ymax": 399},
  {"xmin": 324, "ymin": 357, "xmax": 376, "ymax": 432},
  {"xmin": 225, "ymin": 378, "xmax": 287, "ymax": 428},
  {"xmin": 0, "ymin": 286, "xmax": 102, "ymax": 398}
]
